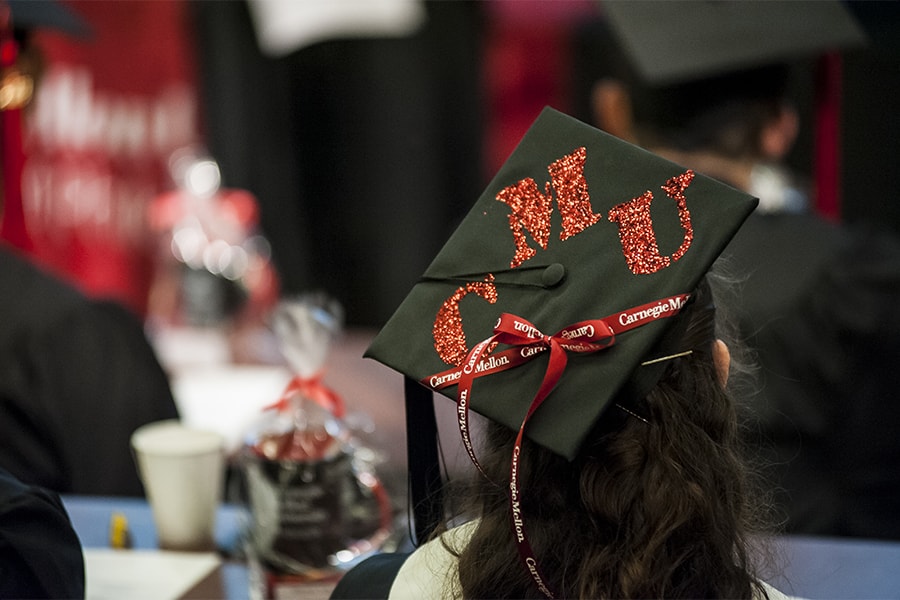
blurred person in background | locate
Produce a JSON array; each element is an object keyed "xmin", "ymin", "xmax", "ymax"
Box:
[
  {"xmin": 190, "ymin": 0, "xmax": 484, "ymax": 328},
  {"xmin": 572, "ymin": 0, "xmax": 900, "ymax": 539},
  {"xmin": 0, "ymin": 465, "xmax": 85, "ymax": 599},
  {"xmin": 0, "ymin": 0, "xmax": 179, "ymax": 497}
]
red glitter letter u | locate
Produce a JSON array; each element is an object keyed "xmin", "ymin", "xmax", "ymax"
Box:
[{"xmin": 607, "ymin": 171, "xmax": 695, "ymax": 275}]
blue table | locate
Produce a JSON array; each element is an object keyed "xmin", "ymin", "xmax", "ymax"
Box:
[
  {"xmin": 63, "ymin": 496, "xmax": 900, "ymax": 599},
  {"xmin": 63, "ymin": 496, "xmax": 260, "ymax": 600},
  {"xmin": 765, "ymin": 534, "xmax": 900, "ymax": 599},
  {"xmin": 63, "ymin": 495, "xmax": 246, "ymax": 553}
]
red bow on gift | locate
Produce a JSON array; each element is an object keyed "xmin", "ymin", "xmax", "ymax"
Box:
[{"xmin": 264, "ymin": 372, "xmax": 345, "ymax": 418}]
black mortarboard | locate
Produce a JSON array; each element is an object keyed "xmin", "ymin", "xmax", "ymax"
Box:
[
  {"xmin": 366, "ymin": 107, "xmax": 757, "ymax": 461},
  {"xmin": 601, "ymin": 0, "xmax": 866, "ymax": 87},
  {"xmin": 6, "ymin": 0, "xmax": 91, "ymax": 37}
]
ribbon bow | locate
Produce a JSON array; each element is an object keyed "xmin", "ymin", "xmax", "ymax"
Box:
[
  {"xmin": 264, "ymin": 372, "xmax": 345, "ymax": 418},
  {"xmin": 454, "ymin": 314, "xmax": 615, "ymax": 475}
]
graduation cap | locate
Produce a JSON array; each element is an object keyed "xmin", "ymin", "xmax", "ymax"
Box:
[
  {"xmin": 367, "ymin": 108, "xmax": 756, "ymax": 475},
  {"xmin": 601, "ymin": 0, "xmax": 866, "ymax": 87}
]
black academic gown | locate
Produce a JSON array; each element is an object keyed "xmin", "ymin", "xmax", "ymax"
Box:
[
  {"xmin": 725, "ymin": 212, "xmax": 900, "ymax": 539},
  {"xmin": 0, "ymin": 467, "xmax": 85, "ymax": 599},
  {"xmin": 0, "ymin": 247, "xmax": 179, "ymax": 496}
]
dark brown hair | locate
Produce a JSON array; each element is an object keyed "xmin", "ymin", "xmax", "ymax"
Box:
[{"xmin": 446, "ymin": 276, "xmax": 769, "ymax": 599}]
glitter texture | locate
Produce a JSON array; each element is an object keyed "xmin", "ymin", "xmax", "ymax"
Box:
[
  {"xmin": 433, "ymin": 278, "xmax": 498, "ymax": 366},
  {"xmin": 548, "ymin": 147, "xmax": 601, "ymax": 240},
  {"xmin": 496, "ymin": 179, "xmax": 553, "ymax": 268},
  {"xmin": 607, "ymin": 170, "xmax": 695, "ymax": 275},
  {"xmin": 661, "ymin": 170, "xmax": 695, "ymax": 262},
  {"xmin": 608, "ymin": 191, "xmax": 669, "ymax": 274}
]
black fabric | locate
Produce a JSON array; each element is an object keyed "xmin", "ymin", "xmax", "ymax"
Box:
[
  {"xmin": 726, "ymin": 213, "xmax": 900, "ymax": 538},
  {"xmin": 329, "ymin": 552, "xmax": 410, "ymax": 600},
  {"xmin": 404, "ymin": 377, "xmax": 443, "ymax": 545},
  {"xmin": 601, "ymin": 0, "xmax": 864, "ymax": 86},
  {"xmin": 0, "ymin": 468, "xmax": 85, "ymax": 599},
  {"xmin": 0, "ymin": 247, "xmax": 179, "ymax": 496}
]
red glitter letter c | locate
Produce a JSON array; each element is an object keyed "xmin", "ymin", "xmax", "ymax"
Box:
[{"xmin": 433, "ymin": 278, "xmax": 498, "ymax": 366}]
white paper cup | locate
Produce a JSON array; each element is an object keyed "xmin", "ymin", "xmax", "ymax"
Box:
[{"xmin": 131, "ymin": 420, "xmax": 225, "ymax": 552}]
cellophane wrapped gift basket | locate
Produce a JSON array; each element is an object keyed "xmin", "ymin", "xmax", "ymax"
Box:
[{"xmin": 241, "ymin": 296, "xmax": 393, "ymax": 596}]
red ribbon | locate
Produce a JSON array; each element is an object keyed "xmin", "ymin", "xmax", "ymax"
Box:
[
  {"xmin": 422, "ymin": 293, "xmax": 691, "ymax": 599},
  {"xmin": 264, "ymin": 372, "xmax": 345, "ymax": 418},
  {"xmin": 448, "ymin": 314, "xmax": 616, "ymax": 480}
]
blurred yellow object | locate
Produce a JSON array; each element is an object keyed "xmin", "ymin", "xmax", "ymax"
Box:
[
  {"xmin": 109, "ymin": 512, "xmax": 132, "ymax": 550},
  {"xmin": 0, "ymin": 68, "xmax": 33, "ymax": 110}
]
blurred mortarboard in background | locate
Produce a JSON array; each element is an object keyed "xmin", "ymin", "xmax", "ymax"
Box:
[
  {"xmin": 5, "ymin": 0, "xmax": 91, "ymax": 37},
  {"xmin": 366, "ymin": 107, "xmax": 757, "ymax": 461},
  {"xmin": 601, "ymin": 0, "xmax": 866, "ymax": 87},
  {"xmin": 594, "ymin": 0, "xmax": 867, "ymax": 221}
]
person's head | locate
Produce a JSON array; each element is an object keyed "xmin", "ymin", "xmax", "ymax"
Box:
[
  {"xmin": 573, "ymin": 19, "xmax": 799, "ymax": 168},
  {"xmin": 572, "ymin": 1, "xmax": 864, "ymax": 197},
  {"xmin": 450, "ymin": 273, "xmax": 767, "ymax": 599},
  {"xmin": 1, "ymin": 0, "xmax": 89, "ymax": 119},
  {"xmin": 1, "ymin": 0, "xmax": 89, "ymax": 226},
  {"xmin": 366, "ymin": 108, "xmax": 760, "ymax": 598}
]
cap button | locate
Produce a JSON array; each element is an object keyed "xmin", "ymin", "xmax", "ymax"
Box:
[{"xmin": 541, "ymin": 263, "xmax": 566, "ymax": 288}]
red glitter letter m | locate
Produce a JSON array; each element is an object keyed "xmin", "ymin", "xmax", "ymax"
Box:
[{"xmin": 496, "ymin": 147, "xmax": 601, "ymax": 269}]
